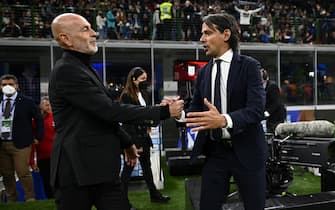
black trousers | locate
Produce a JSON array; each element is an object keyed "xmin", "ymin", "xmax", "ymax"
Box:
[
  {"xmin": 54, "ymin": 181, "xmax": 128, "ymax": 210},
  {"xmin": 200, "ymin": 149, "xmax": 266, "ymax": 210},
  {"xmin": 121, "ymin": 145, "xmax": 157, "ymax": 205},
  {"xmin": 37, "ymin": 158, "xmax": 54, "ymax": 198}
]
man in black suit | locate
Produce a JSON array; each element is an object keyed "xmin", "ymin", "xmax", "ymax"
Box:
[
  {"xmin": 261, "ymin": 68, "xmax": 286, "ymax": 133},
  {"xmin": 0, "ymin": 74, "xmax": 44, "ymax": 202},
  {"xmin": 184, "ymin": 13, "xmax": 267, "ymax": 210},
  {"xmin": 49, "ymin": 13, "xmax": 183, "ymax": 210}
]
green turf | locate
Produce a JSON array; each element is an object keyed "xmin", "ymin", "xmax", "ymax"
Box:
[{"xmin": 0, "ymin": 163, "xmax": 321, "ymax": 210}]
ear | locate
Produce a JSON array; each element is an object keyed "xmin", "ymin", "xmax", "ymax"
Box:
[
  {"xmin": 222, "ymin": 29, "xmax": 231, "ymax": 42},
  {"xmin": 58, "ymin": 33, "xmax": 73, "ymax": 47}
]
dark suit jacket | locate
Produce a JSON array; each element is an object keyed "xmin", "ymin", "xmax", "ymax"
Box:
[
  {"xmin": 0, "ymin": 93, "xmax": 44, "ymax": 148},
  {"xmin": 48, "ymin": 51, "xmax": 169, "ymax": 188},
  {"xmin": 265, "ymin": 80, "xmax": 286, "ymax": 132},
  {"xmin": 190, "ymin": 53, "xmax": 267, "ymax": 170}
]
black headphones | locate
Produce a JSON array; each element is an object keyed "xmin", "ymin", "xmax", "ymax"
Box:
[{"xmin": 131, "ymin": 67, "xmax": 144, "ymax": 81}]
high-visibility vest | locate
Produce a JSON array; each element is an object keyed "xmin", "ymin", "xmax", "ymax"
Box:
[{"xmin": 160, "ymin": 2, "xmax": 173, "ymax": 21}]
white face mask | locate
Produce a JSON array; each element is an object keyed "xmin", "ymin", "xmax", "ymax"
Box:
[
  {"xmin": 2, "ymin": 85, "xmax": 16, "ymax": 95},
  {"xmin": 3, "ymin": 17, "xmax": 9, "ymax": 25}
]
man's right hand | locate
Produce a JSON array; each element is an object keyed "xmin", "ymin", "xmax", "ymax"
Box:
[
  {"xmin": 168, "ymin": 99, "xmax": 184, "ymax": 119},
  {"xmin": 124, "ymin": 144, "xmax": 139, "ymax": 167}
]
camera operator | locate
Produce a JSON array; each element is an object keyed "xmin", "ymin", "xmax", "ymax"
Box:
[{"xmin": 261, "ymin": 68, "xmax": 286, "ymax": 133}]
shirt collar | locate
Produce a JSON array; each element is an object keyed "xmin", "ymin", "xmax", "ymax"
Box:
[
  {"xmin": 3, "ymin": 92, "xmax": 17, "ymax": 101},
  {"xmin": 214, "ymin": 49, "xmax": 233, "ymax": 63}
]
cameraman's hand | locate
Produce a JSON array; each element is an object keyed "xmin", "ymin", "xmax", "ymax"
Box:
[{"xmin": 124, "ymin": 144, "xmax": 139, "ymax": 167}]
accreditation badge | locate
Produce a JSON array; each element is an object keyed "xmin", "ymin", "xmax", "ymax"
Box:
[{"xmin": 1, "ymin": 118, "xmax": 12, "ymax": 133}]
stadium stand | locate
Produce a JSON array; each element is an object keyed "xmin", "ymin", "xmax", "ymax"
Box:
[{"xmin": 0, "ymin": 0, "xmax": 335, "ymax": 43}]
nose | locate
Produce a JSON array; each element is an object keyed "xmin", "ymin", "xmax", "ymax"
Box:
[
  {"xmin": 200, "ymin": 34, "xmax": 205, "ymax": 42},
  {"xmin": 90, "ymin": 28, "xmax": 97, "ymax": 37}
]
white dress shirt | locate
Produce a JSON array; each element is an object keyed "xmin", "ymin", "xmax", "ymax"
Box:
[
  {"xmin": 1, "ymin": 92, "xmax": 18, "ymax": 140},
  {"xmin": 177, "ymin": 50, "xmax": 234, "ymax": 138},
  {"xmin": 211, "ymin": 49, "xmax": 234, "ymax": 138}
]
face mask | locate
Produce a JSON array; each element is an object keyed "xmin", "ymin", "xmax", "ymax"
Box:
[
  {"xmin": 3, "ymin": 17, "xmax": 9, "ymax": 25},
  {"xmin": 2, "ymin": 85, "xmax": 16, "ymax": 95},
  {"xmin": 138, "ymin": 81, "xmax": 148, "ymax": 91}
]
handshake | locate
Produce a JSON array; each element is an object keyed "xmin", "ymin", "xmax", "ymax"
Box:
[
  {"xmin": 124, "ymin": 96, "xmax": 184, "ymax": 167},
  {"xmin": 160, "ymin": 96, "xmax": 184, "ymax": 119}
]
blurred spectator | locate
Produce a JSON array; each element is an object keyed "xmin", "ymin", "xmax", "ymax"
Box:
[
  {"xmin": 96, "ymin": 10, "xmax": 107, "ymax": 39},
  {"xmin": 20, "ymin": 9, "xmax": 32, "ymax": 37},
  {"xmin": 106, "ymin": 7, "xmax": 118, "ymax": 39},
  {"xmin": 302, "ymin": 30, "xmax": 314, "ymax": 44},
  {"xmin": 39, "ymin": 0, "xmax": 57, "ymax": 23},
  {"xmin": 182, "ymin": 0, "xmax": 195, "ymax": 41},
  {"xmin": 160, "ymin": 0, "xmax": 173, "ymax": 40},
  {"xmin": 301, "ymin": 82, "xmax": 313, "ymax": 104},
  {"xmin": 327, "ymin": 27, "xmax": 335, "ymax": 44},
  {"xmin": 172, "ymin": 0, "xmax": 182, "ymax": 41},
  {"xmin": 30, "ymin": 96, "xmax": 55, "ymax": 199},
  {"xmin": 234, "ymin": 3, "xmax": 264, "ymax": 41},
  {"xmin": 130, "ymin": 13, "xmax": 142, "ymax": 39},
  {"xmin": 323, "ymin": 76, "xmax": 335, "ymax": 101},
  {"xmin": 152, "ymin": 3, "xmax": 162, "ymax": 40},
  {"xmin": 192, "ymin": 3, "xmax": 203, "ymax": 41},
  {"xmin": 83, "ymin": 10, "xmax": 94, "ymax": 26},
  {"xmin": 1, "ymin": 15, "xmax": 22, "ymax": 37},
  {"xmin": 141, "ymin": 25, "xmax": 151, "ymax": 40},
  {"xmin": 281, "ymin": 79, "xmax": 297, "ymax": 103}
]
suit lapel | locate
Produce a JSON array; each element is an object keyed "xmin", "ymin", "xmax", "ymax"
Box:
[
  {"xmin": 69, "ymin": 56, "xmax": 112, "ymax": 98},
  {"xmin": 227, "ymin": 53, "xmax": 240, "ymax": 111},
  {"xmin": 204, "ymin": 60, "xmax": 214, "ymax": 104}
]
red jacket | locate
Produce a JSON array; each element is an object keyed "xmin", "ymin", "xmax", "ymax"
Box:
[{"xmin": 30, "ymin": 112, "xmax": 55, "ymax": 165}]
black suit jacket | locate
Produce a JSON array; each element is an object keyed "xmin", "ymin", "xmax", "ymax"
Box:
[
  {"xmin": 48, "ymin": 51, "xmax": 169, "ymax": 188},
  {"xmin": 190, "ymin": 53, "xmax": 267, "ymax": 170},
  {"xmin": 0, "ymin": 93, "xmax": 44, "ymax": 148}
]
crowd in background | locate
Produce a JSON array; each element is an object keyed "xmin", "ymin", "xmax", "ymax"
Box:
[{"xmin": 1, "ymin": 0, "xmax": 335, "ymax": 44}]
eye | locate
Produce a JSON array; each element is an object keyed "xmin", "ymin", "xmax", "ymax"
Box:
[{"xmin": 81, "ymin": 26, "xmax": 90, "ymax": 32}]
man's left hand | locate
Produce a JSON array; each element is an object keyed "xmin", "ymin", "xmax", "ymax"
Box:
[{"xmin": 185, "ymin": 98, "xmax": 227, "ymax": 132}]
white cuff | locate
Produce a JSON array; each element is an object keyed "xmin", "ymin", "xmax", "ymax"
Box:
[
  {"xmin": 222, "ymin": 114, "xmax": 233, "ymax": 128},
  {"xmin": 176, "ymin": 110, "xmax": 185, "ymax": 122}
]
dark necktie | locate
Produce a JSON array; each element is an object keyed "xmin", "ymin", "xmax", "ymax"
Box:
[
  {"xmin": 214, "ymin": 59, "xmax": 222, "ymax": 113},
  {"xmin": 2, "ymin": 98, "xmax": 11, "ymax": 139},
  {"xmin": 4, "ymin": 98, "xmax": 11, "ymax": 119},
  {"xmin": 213, "ymin": 59, "xmax": 222, "ymax": 139}
]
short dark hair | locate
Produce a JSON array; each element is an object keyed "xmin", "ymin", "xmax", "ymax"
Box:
[
  {"xmin": 0, "ymin": 74, "xmax": 18, "ymax": 84},
  {"xmin": 261, "ymin": 68, "xmax": 268, "ymax": 80},
  {"xmin": 202, "ymin": 13, "xmax": 239, "ymax": 52}
]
